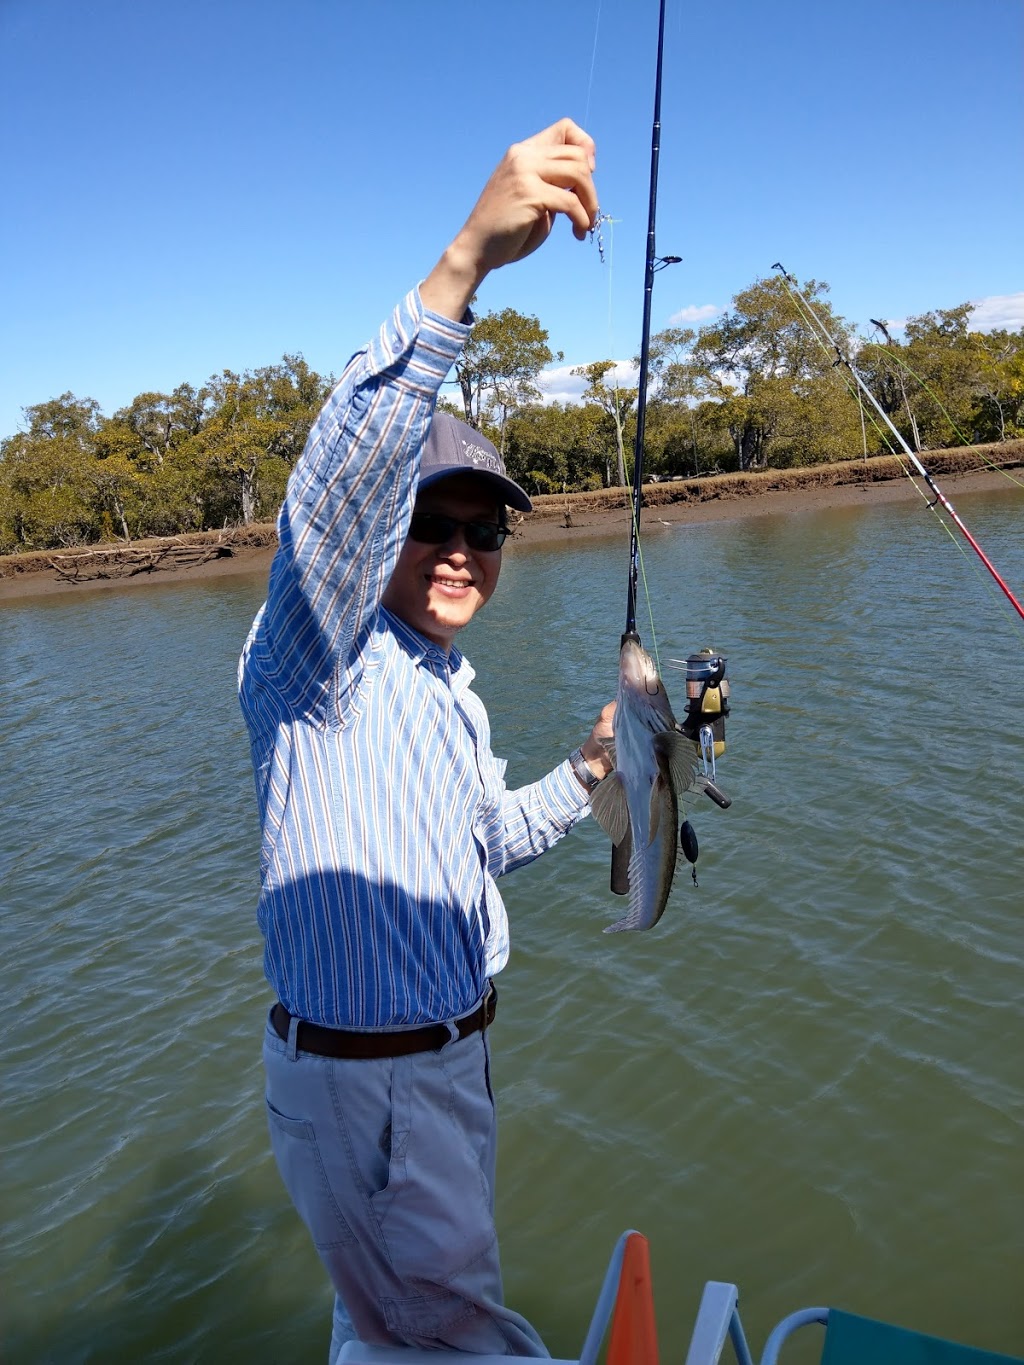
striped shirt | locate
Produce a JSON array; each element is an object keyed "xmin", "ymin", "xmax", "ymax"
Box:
[{"xmin": 238, "ymin": 288, "xmax": 589, "ymax": 1029}]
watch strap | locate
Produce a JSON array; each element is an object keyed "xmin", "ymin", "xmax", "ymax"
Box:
[{"xmin": 569, "ymin": 746, "xmax": 601, "ymax": 793}]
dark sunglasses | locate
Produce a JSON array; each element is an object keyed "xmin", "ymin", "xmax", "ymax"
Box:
[{"xmin": 407, "ymin": 513, "xmax": 508, "ymax": 552}]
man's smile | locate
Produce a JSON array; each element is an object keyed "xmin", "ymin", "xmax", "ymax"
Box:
[{"xmin": 428, "ymin": 573, "xmax": 475, "ymax": 591}]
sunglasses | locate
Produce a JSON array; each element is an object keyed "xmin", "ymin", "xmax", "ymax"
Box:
[{"xmin": 407, "ymin": 513, "xmax": 509, "ymax": 552}]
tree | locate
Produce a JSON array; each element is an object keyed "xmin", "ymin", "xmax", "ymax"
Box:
[
  {"xmin": 192, "ymin": 355, "xmax": 330, "ymax": 525},
  {"xmin": 645, "ymin": 327, "xmax": 709, "ymax": 476},
  {"xmin": 504, "ymin": 401, "xmax": 605, "ymax": 494},
  {"xmin": 452, "ymin": 308, "xmax": 562, "ymax": 451},
  {"xmin": 858, "ymin": 319, "xmax": 922, "ymax": 452},
  {"xmin": 688, "ymin": 276, "xmax": 858, "ymax": 470},
  {"xmin": 0, "ymin": 394, "xmax": 103, "ymax": 547},
  {"xmin": 570, "ymin": 361, "xmax": 637, "ymax": 486},
  {"xmin": 647, "ymin": 326, "xmax": 698, "ymax": 404},
  {"xmin": 971, "ymin": 329, "xmax": 1024, "ymax": 443}
]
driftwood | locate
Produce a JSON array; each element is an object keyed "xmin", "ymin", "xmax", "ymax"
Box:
[{"xmin": 48, "ymin": 541, "xmax": 234, "ymax": 582}]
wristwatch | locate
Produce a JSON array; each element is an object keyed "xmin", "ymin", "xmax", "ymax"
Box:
[{"xmin": 568, "ymin": 746, "xmax": 602, "ymax": 793}]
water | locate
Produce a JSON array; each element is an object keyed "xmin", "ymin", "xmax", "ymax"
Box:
[{"xmin": 3, "ymin": 489, "xmax": 1022, "ymax": 1363}]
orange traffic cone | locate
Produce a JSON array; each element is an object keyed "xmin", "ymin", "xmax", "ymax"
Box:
[{"xmin": 606, "ymin": 1231, "xmax": 659, "ymax": 1365}]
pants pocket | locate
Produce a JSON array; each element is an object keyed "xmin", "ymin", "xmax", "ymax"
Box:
[{"xmin": 265, "ymin": 1098, "xmax": 357, "ymax": 1250}]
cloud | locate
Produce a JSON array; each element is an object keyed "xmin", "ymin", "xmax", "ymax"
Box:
[
  {"xmin": 668, "ymin": 303, "xmax": 722, "ymax": 326},
  {"xmin": 970, "ymin": 292, "xmax": 1024, "ymax": 331},
  {"xmin": 874, "ymin": 292, "xmax": 1023, "ymax": 337},
  {"xmin": 536, "ymin": 360, "xmax": 639, "ymax": 406}
]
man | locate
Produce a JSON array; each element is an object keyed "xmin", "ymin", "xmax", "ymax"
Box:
[{"xmin": 238, "ymin": 118, "xmax": 613, "ymax": 1357}]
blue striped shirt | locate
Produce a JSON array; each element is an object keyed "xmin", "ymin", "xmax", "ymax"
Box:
[{"xmin": 238, "ymin": 288, "xmax": 589, "ymax": 1029}]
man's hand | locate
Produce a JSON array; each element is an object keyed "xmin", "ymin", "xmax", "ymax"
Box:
[
  {"xmin": 580, "ymin": 700, "xmax": 616, "ymax": 782},
  {"xmin": 422, "ymin": 119, "xmax": 598, "ymax": 321}
]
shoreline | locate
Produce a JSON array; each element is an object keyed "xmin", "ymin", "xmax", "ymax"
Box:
[{"xmin": 1, "ymin": 463, "xmax": 1019, "ymax": 604}]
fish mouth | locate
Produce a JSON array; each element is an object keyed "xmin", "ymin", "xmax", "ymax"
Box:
[{"xmin": 619, "ymin": 638, "xmax": 661, "ymax": 694}]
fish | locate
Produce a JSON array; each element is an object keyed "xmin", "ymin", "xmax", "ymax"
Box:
[{"xmin": 590, "ymin": 634, "xmax": 698, "ymax": 932}]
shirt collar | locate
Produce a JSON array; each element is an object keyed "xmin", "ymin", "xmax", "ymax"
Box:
[{"xmin": 379, "ymin": 607, "xmax": 475, "ymax": 688}]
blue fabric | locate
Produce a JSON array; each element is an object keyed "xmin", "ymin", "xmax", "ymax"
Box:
[{"xmin": 238, "ymin": 288, "xmax": 588, "ymax": 1029}]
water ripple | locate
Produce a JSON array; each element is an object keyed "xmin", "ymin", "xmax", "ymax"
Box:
[{"xmin": 4, "ymin": 496, "xmax": 1024, "ymax": 1359}]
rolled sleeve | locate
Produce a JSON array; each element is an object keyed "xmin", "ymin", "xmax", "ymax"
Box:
[{"xmin": 499, "ymin": 761, "xmax": 591, "ymax": 874}]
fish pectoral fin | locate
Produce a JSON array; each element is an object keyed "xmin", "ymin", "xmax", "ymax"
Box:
[
  {"xmin": 590, "ymin": 772, "xmax": 629, "ymax": 846},
  {"xmin": 654, "ymin": 730, "xmax": 699, "ymax": 796}
]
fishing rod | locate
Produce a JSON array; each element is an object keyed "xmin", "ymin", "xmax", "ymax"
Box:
[
  {"xmin": 623, "ymin": 0, "xmax": 668, "ymax": 643},
  {"xmin": 605, "ymin": 0, "xmax": 732, "ymax": 906},
  {"xmin": 774, "ymin": 264, "xmax": 1024, "ymax": 624}
]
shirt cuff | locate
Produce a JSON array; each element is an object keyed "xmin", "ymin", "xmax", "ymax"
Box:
[{"xmin": 548, "ymin": 758, "xmax": 593, "ymax": 824}]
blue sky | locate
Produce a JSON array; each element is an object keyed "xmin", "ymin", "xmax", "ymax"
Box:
[{"xmin": 1, "ymin": 0, "xmax": 1021, "ymax": 438}]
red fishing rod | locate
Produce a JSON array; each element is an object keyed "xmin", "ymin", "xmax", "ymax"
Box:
[{"xmin": 774, "ymin": 264, "xmax": 1024, "ymax": 624}]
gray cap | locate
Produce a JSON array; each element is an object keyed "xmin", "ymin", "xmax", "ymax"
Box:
[{"xmin": 419, "ymin": 413, "xmax": 532, "ymax": 513}]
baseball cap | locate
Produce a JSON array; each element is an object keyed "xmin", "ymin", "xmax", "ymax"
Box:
[{"xmin": 419, "ymin": 413, "xmax": 532, "ymax": 513}]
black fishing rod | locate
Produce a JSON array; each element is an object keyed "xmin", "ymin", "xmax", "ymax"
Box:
[{"xmin": 623, "ymin": 0, "xmax": 669, "ymax": 643}]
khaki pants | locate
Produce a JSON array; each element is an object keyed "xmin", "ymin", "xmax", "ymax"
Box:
[{"xmin": 262, "ymin": 1012, "xmax": 548, "ymax": 1357}]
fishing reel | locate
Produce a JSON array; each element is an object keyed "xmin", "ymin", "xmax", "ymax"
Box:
[
  {"xmin": 669, "ymin": 648, "xmax": 732, "ymax": 884},
  {"xmin": 673, "ymin": 649, "xmax": 731, "ymax": 807}
]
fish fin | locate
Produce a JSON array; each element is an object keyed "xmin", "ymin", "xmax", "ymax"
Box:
[
  {"xmin": 604, "ymin": 843, "xmax": 657, "ymax": 933},
  {"xmin": 603, "ymin": 844, "xmax": 649, "ymax": 932},
  {"xmin": 603, "ymin": 907, "xmax": 647, "ymax": 933},
  {"xmin": 654, "ymin": 729, "xmax": 699, "ymax": 796},
  {"xmin": 590, "ymin": 772, "xmax": 629, "ymax": 846}
]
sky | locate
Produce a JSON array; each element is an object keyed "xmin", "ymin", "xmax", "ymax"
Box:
[{"xmin": 1, "ymin": 0, "xmax": 1021, "ymax": 439}]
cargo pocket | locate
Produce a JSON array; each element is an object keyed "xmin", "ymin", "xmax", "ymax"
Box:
[
  {"xmin": 265, "ymin": 1098, "xmax": 356, "ymax": 1250},
  {"xmin": 381, "ymin": 1290, "xmax": 476, "ymax": 1343}
]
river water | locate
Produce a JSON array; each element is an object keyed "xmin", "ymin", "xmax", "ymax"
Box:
[{"xmin": 3, "ymin": 487, "xmax": 1022, "ymax": 1363}]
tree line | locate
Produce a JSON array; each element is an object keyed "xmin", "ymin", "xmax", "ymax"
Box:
[{"xmin": 2, "ymin": 275, "xmax": 1021, "ymax": 554}]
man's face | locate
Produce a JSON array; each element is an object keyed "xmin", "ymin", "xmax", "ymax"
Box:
[{"xmin": 381, "ymin": 473, "xmax": 504, "ymax": 649}]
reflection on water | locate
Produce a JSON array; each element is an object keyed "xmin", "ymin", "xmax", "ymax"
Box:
[{"xmin": 3, "ymin": 489, "xmax": 1023, "ymax": 1361}]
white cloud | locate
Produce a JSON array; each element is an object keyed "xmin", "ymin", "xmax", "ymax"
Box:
[
  {"xmin": 668, "ymin": 303, "xmax": 722, "ymax": 326},
  {"xmin": 970, "ymin": 292, "xmax": 1024, "ymax": 331},
  {"xmin": 536, "ymin": 359, "xmax": 639, "ymax": 406},
  {"xmin": 872, "ymin": 292, "xmax": 1023, "ymax": 337}
]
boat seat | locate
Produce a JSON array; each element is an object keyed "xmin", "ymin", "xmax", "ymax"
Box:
[{"xmin": 683, "ymin": 1280, "xmax": 1024, "ymax": 1365}]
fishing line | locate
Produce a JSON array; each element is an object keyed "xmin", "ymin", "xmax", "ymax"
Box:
[
  {"xmin": 782, "ymin": 280, "xmax": 915, "ymax": 463},
  {"xmin": 863, "ymin": 342, "xmax": 1024, "ymax": 490},
  {"xmin": 782, "ymin": 297, "xmax": 1023, "ymax": 611},
  {"xmin": 781, "ymin": 281, "xmax": 1002, "ymax": 608},
  {"xmin": 582, "ymin": 0, "xmax": 603, "ymax": 133},
  {"xmin": 775, "ymin": 265, "xmax": 1024, "ymax": 624},
  {"xmin": 775, "ymin": 279, "xmax": 1009, "ymax": 610},
  {"xmin": 584, "ymin": 26, "xmax": 665, "ymax": 672}
]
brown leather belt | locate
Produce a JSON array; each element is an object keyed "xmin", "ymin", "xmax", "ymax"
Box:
[{"xmin": 270, "ymin": 982, "xmax": 497, "ymax": 1060}]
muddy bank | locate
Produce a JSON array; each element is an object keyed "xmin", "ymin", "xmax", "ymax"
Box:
[{"xmin": 2, "ymin": 450, "xmax": 1020, "ymax": 603}]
